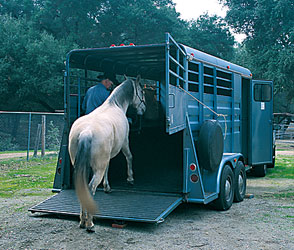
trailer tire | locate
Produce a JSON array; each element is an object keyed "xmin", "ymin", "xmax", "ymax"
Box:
[
  {"xmin": 233, "ymin": 161, "xmax": 246, "ymax": 202},
  {"xmin": 212, "ymin": 164, "xmax": 234, "ymax": 211},
  {"xmin": 251, "ymin": 164, "xmax": 267, "ymax": 177},
  {"xmin": 197, "ymin": 120, "xmax": 224, "ymax": 172},
  {"xmin": 268, "ymin": 145, "xmax": 276, "ymax": 168}
]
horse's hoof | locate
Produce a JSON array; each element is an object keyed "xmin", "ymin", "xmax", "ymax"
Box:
[
  {"xmin": 86, "ymin": 226, "xmax": 95, "ymax": 233},
  {"xmin": 104, "ymin": 187, "xmax": 112, "ymax": 193},
  {"xmin": 79, "ymin": 222, "xmax": 86, "ymax": 229},
  {"xmin": 127, "ymin": 180, "xmax": 134, "ymax": 186}
]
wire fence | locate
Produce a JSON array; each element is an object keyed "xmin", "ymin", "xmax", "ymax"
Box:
[
  {"xmin": 0, "ymin": 111, "xmax": 64, "ymax": 159},
  {"xmin": 274, "ymin": 122, "xmax": 294, "ymax": 140},
  {"xmin": 1, "ymin": 110, "xmax": 293, "ymax": 160}
]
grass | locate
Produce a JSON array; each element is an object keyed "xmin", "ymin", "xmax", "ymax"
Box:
[
  {"xmin": 267, "ymin": 155, "xmax": 294, "ymax": 179},
  {"xmin": 0, "ymin": 149, "xmax": 293, "ymax": 199},
  {"xmin": 0, "ymin": 150, "xmax": 27, "ymax": 154},
  {"xmin": 0, "ymin": 155, "xmax": 57, "ymax": 198}
]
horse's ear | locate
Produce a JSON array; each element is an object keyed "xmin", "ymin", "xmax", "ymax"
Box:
[
  {"xmin": 136, "ymin": 75, "xmax": 141, "ymax": 85},
  {"xmin": 124, "ymin": 74, "xmax": 128, "ymax": 80}
]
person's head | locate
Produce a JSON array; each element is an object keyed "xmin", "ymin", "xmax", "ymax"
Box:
[{"xmin": 99, "ymin": 72, "xmax": 116, "ymax": 89}]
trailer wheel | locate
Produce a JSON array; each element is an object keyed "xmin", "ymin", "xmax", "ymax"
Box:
[
  {"xmin": 251, "ymin": 164, "xmax": 267, "ymax": 177},
  {"xmin": 233, "ymin": 161, "xmax": 246, "ymax": 202},
  {"xmin": 212, "ymin": 164, "xmax": 234, "ymax": 211}
]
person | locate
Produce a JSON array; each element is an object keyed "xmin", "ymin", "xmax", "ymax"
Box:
[{"xmin": 82, "ymin": 72, "xmax": 116, "ymax": 114}]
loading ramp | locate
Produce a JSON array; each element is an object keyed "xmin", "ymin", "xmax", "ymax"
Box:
[{"xmin": 29, "ymin": 189, "xmax": 183, "ymax": 223}]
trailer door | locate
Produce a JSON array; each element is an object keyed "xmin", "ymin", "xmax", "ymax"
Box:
[
  {"xmin": 165, "ymin": 34, "xmax": 187, "ymax": 135},
  {"xmin": 249, "ymin": 80, "xmax": 273, "ymax": 165}
]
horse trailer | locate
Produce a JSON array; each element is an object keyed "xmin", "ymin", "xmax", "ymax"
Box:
[{"xmin": 30, "ymin": 33, "xmax": 274, "ymax": 224}]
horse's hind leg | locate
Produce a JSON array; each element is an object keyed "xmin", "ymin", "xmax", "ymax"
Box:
[
  {"xmin": 79, "ymin": 206, "xmax": 86, "ymax": 229},
  {"xmin": 103, "ymin": 165, "xmax": 111, "ymax": 193},
  {"xmin": 79, "ymin": 206, "xmax": 94, "ymax": 232},
  {"xmin": 85, "ymin": 212, "xmax": 94, "ymax": 232},
  {"xmin": 89, "ymin": 171, "xmax": 104, "ymax": 195},
  {"xmin": 122, "ymin": 142, "xmax": 134, "ymax": 185}
]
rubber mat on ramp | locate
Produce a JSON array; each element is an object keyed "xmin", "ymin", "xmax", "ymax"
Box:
[{"xmin": 29, "ymin": 189, "xmax": 183, "ymax": 223}]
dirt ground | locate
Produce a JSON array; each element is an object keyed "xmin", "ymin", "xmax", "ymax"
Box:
[
  {"xmin": 0, "ymin": 176, "xmax": 293, "ymax": 250},
  {"xmin": 1, "ymin": 147, "xmax": 293, "ymax": 250}
]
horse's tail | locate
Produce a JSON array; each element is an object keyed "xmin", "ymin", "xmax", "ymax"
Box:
[{"xmin": 73, "ymin": 132, "xmax": 97, "ymax": 214}]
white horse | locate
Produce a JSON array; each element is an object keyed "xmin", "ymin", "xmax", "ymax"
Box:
[{"xmin": 68, "ymin": 75, "xmax": 146, "ymax": 232}]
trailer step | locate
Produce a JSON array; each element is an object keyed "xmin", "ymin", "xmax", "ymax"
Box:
[{"xmin": 29, "ymin": 189, "xmax": 183, "ymax": 223}]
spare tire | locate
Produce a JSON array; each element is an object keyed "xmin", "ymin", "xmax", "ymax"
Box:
[{"xmin": 197, "ymin": 120, "xmax": 224, "ymax": 172}]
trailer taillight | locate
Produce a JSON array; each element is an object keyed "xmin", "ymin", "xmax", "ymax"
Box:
[
  {"xmin": 190, "ymin": 174, "xmax": 199, "ymax": 183},
  {"xmin": 59, "ymin": 158, "xmax": 62, "ymax": 165},
  {"xmin": 110, "ymin": 44, "xmax": 116, "ymax": 47},
  {"xmin": 190, "ymin": 163, "xmax": 196, "ymax": 171}
]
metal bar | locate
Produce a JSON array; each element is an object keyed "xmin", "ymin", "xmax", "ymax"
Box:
[
  {"xmin": 41, "ymin": 115, "xmax": 46, "ymax": 157},
  {"xmin": 213, "ymin": 67, "xmax": 217, "ymax": 120},
  {"xmin": 199, "ymin": 63, "xmax": 204, "ymax": 124},
  {"xmin": 216, "ymin": 86, "xmax": 233, "ymax": 91},
  {"xmin": 169, "ymin": 54, "xmax": 185, "ymax": 71},
  {"xmin": 0, "ymin": 111, "xmax": 63, "ymax": 115},
  {"xmin": 154, "ymin": 198, "xmax": 183, "ymax": 222},
  {"xmin": 188, "ymin": 69, "xmax": 199, "ymax": 75},
  {"xmin": 183, "ymin": 148, "xmax": 189, "ymax": 193},
  {"xmin": 231, "ymin": 76, "xmax": 235, "ymax": 152},
  {"xmin": 188, "ymin": 80, "xmax": 199, "ymax": 85},
  {"xmin": 169, "ymin": 69, "xmax": 184, "ymax": 82},
  {"xmin": 184, "ymin": 54, "xmax": 188, "ymax": 90},
  {"xmin": 216, "ymin": 76, "xmax": 232, "ymax": 82},
  {"xmin": 165, "ymin": 33, "xmax": 170, "ymax": 133},
  {"xmin": 176, "ymin": 49, "xmax": 180, "ymax": 86},
  {"xmin": 166, "ymin": 33, "xmax": 186, "ymax": 55},
  {"xmin": 77, "ymin": 78, "xmax": 81, "ymax": 117},
  {"xmin": 27, "ymin": 113, "xmax": 31, "ymax": 161}
]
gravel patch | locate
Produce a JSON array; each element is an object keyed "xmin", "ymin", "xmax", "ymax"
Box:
[{"xmin": 1, "ymin": 177, "xmax": 294, "ymax": 250}]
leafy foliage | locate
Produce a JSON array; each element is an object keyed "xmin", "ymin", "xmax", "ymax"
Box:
[
  {"xmin": 187, "ymin": 14, "xmax": 235, "ymax": 60},
  {"xmin": 46, "ymin": 121, "xmax": 61, "ymax": 151},
  {"xmin": 0, "ymin": 15, "xmax": 76, "ymax": 111},
  {"xmin": 221, "ymin": 0, "xmax": 294, "ymax": 112},
  {"xmin": 0, "ymin": 0, "xmax": 238, "ymax": 111}
]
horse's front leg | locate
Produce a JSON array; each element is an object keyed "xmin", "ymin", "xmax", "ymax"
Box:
[{"xmin": 122, "ymin": 142, "xmax": 134, "ymax": 185}]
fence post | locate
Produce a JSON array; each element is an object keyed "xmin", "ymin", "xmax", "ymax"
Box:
[
  {"xmin": 33, "ymin": 124, "xmax": 42, "ymax": 157},
  {"xmin": 27, "ymin": 113, "xmax": 32, "ymax": 161},
  {"xmin": 41, "ymin": 115, "xmax": 46, "ymax": 157}
]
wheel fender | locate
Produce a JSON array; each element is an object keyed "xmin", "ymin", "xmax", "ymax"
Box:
[{"xmin": 216, "ymin": 154, "xmax": 243, "ymax": 194}]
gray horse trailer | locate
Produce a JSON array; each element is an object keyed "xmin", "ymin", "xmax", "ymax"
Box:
[{"xmin": 30, "ymin": 34, "xmax": 274, "ymax": 223}]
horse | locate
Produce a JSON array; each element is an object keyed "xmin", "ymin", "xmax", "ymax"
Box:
[{"xmin": 68, "ymin": 75, "xmax": 146, "ymax": 232}]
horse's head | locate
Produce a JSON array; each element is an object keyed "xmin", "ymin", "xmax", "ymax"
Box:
[{"xmin": 132, "ymin": 75, "xmax": 146, "ymax": 115}]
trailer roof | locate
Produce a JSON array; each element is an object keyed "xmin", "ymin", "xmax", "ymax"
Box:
[
  {"xmin": 181, "ymin": 45, "xmax": 252, "ymax": 77},
  {"xmin": 67, "ymin": 43, "xmax": 252, "ymax": 80},
  {"xmin": 67, "ymin": 44, "xmax": 166, "ymax": 80}
]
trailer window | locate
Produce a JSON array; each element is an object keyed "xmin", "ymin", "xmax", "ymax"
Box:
[
  {"xmin": 254, "ymin": 84, "xmax": 272, "ymax": 102},
  {"xmin": 216, "ymin": 69, "xmax": 232, "ymax": 97}
]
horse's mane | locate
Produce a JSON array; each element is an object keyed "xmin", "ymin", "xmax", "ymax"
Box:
[{"xmin": 107, "ymin": 79, "xmax": 134, "ymax": 108}]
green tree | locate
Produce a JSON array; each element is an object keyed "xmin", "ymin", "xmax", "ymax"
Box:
[
  {"xmin": 187, "ymin": 14, "xmax": 235, "ymax": 60},
  {"xmin": 220, "ymin": 0, "xmax": 294, "ymax": 112},
  {"xmin": 0, "ymin": 15, "xmax": 76, "ymax": 111},
  {"xmin": 93, "ymin": 0, "xmax": 186, "ymax": 46}
]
